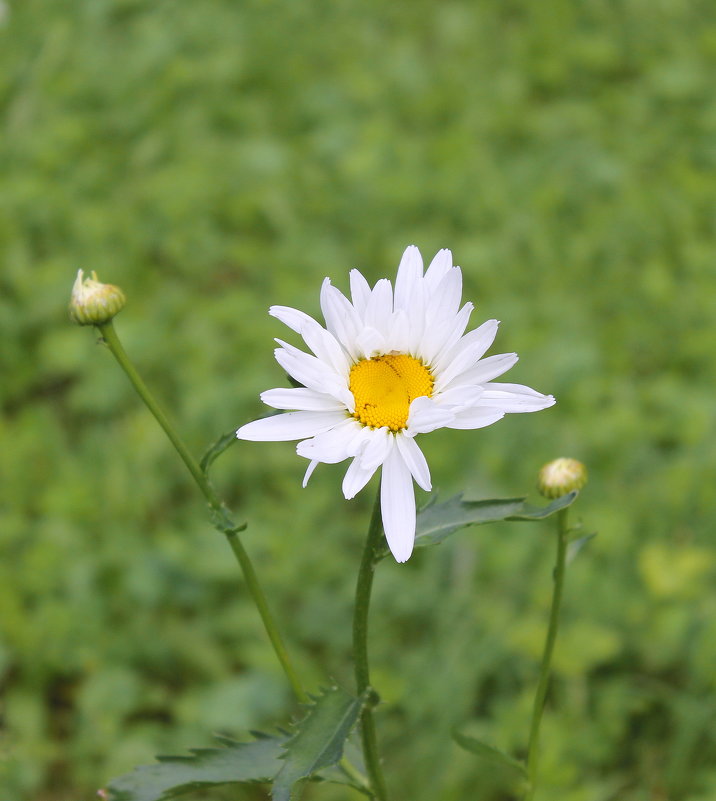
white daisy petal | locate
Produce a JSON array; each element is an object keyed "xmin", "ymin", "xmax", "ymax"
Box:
[
  {"xmin": 444, "ymin": 353, "xmax": 519, "ymax": 389},
  {"xmin": 343, "ymin": 456, "xmax": 380, "ymax": 500},
  {"xmin": 479, "ymin": 383, "xmax": 556, "ymax": 413},
  {"xmin": 358, "ymin": 426, "xmax": 392, "ymax": 472},
  {"xmin": 407, "ymin": 396, "xmax": 455, "ymax": 435},
  {"xmin": 350, "ymin": 269, "xmax": 372, "ymax": 316},
  {"xmin": 260, "ymin": 387, "xmax": 345, "ymax": 412},
  {"xmin": 395, "ymin": 433, "xmax": 431, "ymax": 491},
  {"xmin": 364, "ymin": 278, "xmax": 393, "ymax": 337},
  {"xmin": 420, "ymin": 300, "xmax": 473, "ymax": 364},
  {"xmin": 274, "ymin": 345, "xmax": 354, "ymax": 409},
  {"xmin": 297, "ymin": 318, "xmax": 350, "ymax": 377},
  {"xmin": 237, "ymin": 410, "xmax": 347, "ymax": 441},
  {"xmin": 448, "ymin": 408, "xmax": 506, "ymax": 430},
  {"xmin": 355, "ymin": 326, "xmax": 387, "ymax": 359},
  {"xmin": 423, "ymin": 248, "xmax": 453, "ymax": 293},
  {"xmin": 433, "ymin": 319, "xmax": 500, "ymax": 392},
  {"xmin": 296, "ymin": 418, "xmax": 363, "ymax": 463},
  {"xmin": 433, "ymin": 385, "xmax": 484, "ymax": 410},
  {"xmin": 269, "ymin": 305, "xmax": 317, "ymax": 334},
  {"xmin": 302, "ymin": 460, "xmax": 319, "ymax": 487},
  {"xmin": 394, "ymin": 245, "xmax": 424, "ymax": 312},
  {"xmin": 320, "ymin": 279, "xmax": 362, "ymax": 360},
  {"xmin": 381, "ymin": 442, "xmax": 416, "ymax": 563},
  {"xmin": 425, "ymin": 266, "xmax": 462, "ymax": 326}
]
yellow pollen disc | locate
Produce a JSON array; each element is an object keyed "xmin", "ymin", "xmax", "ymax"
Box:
[{"xmin": 349, "ymin": 354, "xmax": 434, "ymax": 432}]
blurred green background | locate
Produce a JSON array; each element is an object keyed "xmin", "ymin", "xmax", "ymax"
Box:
[{"xmin": 2, "ymin": 0, "xmax": 716, "ymax": 799}]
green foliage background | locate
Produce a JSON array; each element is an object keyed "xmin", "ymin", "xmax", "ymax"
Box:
[{"xmin": 2, "ymin": 0, "xmax": 716, "ymax": 799}]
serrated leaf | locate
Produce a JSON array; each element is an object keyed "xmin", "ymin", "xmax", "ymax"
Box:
[
  {"xmin": 272, "ymin": 686, "xmax": 365, "ymax": 801},
  {"xmin": 453, "ymin": 729, "xmax": 528, "ymax": 793},
  {"xmin": 314, "ymin": 737, "xmax": 371, "ymax": 796},
  {"xmin": 200, "ymin": 430, "xmax": 239, "ymax": 475},
  {"xmin": 406, "ymin": 490, "xmax": 578, "ymax": 551},
  {"xmin": 106, "ymin": 733, "xmax": 286, "ymax": 801}
]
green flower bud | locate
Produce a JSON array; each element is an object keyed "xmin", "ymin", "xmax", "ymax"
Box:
[
  {"xmin": 538, "ymin": 457, "xmax": 588, "ymax": 499},
  {"xmin": 69, "ymin": 269, "xmax": 126, "ymax": 325}
]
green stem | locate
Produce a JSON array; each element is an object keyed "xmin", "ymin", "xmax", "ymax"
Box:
[
  {"xmin": 96, "ymin": 321, "xmax": 307, "ymax": 704},
  {"xmin": 525, "ymin": 507, "xmax": 569, "ymax": 800},
  {"xmin": 352, "ymin": 487, "xmax": 389, "ymax": 801}
]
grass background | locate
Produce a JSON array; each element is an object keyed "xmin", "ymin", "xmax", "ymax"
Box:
[{"xmin": 2, "ymin": 0, "xmax": 716, "ymax": 799}]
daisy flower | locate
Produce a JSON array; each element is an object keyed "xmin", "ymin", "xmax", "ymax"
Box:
[{"xmin": 237, "ymin": 246, "xmax": 555, "ymax": 563}]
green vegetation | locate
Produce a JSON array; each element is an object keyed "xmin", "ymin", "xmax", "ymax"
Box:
[{"xmin": 2, "ymin": 0, "xmax": 716, "ymax": 799}]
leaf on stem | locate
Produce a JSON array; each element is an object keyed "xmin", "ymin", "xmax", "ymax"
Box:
[
  {"xmin": 199, "ymin": 430, "xmax": 239, "ymax": 476},
  {"xmin": 409, "ymin": 491, "xmax": 578, "ymax": 551},
  {"xmin": 272, "ymin": 685, "xmax": 366, "ymax": 801},
  {"xmin": 452, "ymin": 729, "xmax": 529, "ymax": 794},
  {"xmin": 105, "ymin": 732, "xmax": 287, "ymax": 801}
]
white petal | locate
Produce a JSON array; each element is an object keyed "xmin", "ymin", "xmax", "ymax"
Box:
[
  {"xmin": 420, "ymin": 301, "xmax": 473, "ymax": 364},
  {"xmin": 355, "ymin": 326, "xmax": 387, "ymax": 359},
  {"xmin": 433, "ymin": 319, "xmax": 500, "ymax": 392},
  {"xmin": 447, "ymin": 408, "xmax": 506, "ymax": 430},
  {"xmin": 479, "ymin": 383, "xmax": 556, "ymax": 413},
  {"xmin": 394, "ymin": 245, "xmax": 424, "ymax": 313},
  {"xmin": 274, "ymin": 342, "xmax": 354, "ymax": 409},
  {"xmin": 237, "ymin": 410, "xmax": 347, "ymax": 441},
  {"xmin": 296, "ymin": 418, "xmax": 363, "ymax": 463},
  {"xmin": 298, "ymin": 318, "xmax": 350, "ymax": 377},
  {"xmin": 381, "ymin": 443, "xmax": 416, "ymax": 563},
  {"xmin": 395, "ymin": 433, "xmax": 431, "ymax": 491},
  {"xmin": 425, "ymin": 266, "xmax": 462, "ymax": 327},
  {"xmin": 320, "ymin": 279, "xmax": 362, "ymax": 360},
  {"xmin": 342, "ymin": 456, "xmax": 380, "ymax": 500},
  {"xmin": 433, "ymin": 385, "xmax": 484, "ymax": 410},
  {"xmin": 350, "ymin": 269, "xmax": 371, "ymax": 317},
  {"xmin": 357, "ymin": 426, "xmax": 392, "ymax": 472},
  {"xmin": 423, "ymin": 249, "xmax": 453, "ymax": 294},
  {"xmin": 302, "ymin": 460, "xmax": 319, "ymax": 487},
  {"xmin": 387, "ymin": 308, "xmax": 412, "ymax": 354},
  {"xmin": 260, "ymin": 387, "xmax": 345, "ymax": 411},
  {"xmin": 445, "ymin": 353, "xmax": 519, "ymax": 388},
  {"xmin": 364, "ymin": 278, "xmax": 393, "ymax": 337},
  {"xmin": 269, "ymin": 305, "xmax": 317, "ymax": 334},
  {"xmin": 406, "ymin": 396, "xmax": 455, "ymax": 435}
]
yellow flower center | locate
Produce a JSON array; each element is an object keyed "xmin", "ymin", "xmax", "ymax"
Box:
[{"xmin": 349, "ymin": 354, "xmax": 434, "ymax": 432}]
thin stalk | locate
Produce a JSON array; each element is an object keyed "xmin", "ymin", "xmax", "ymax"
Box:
[
  {"xmin": 96, "ymin": 321, "xmax": 307, "ymax": 703},
  {"xmin": 525, "ymin": 507, "xmax": 569, "ymax": 800},
  {"xmin": 352, "ymin": 487, "xmax": 389, "ymax": 801}
]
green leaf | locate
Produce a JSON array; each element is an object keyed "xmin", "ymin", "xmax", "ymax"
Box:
[
  {"xmin": 272, "ymin": 686, "xmax": 366, "ymax": 801},
  {"xmin": 408, "ymin": 491, "xmax": 578, "ymax": 551},
  {"xmin": 200, "ymin": 429, "xmax": 238, "ymax": 476},
  {"xmin": 452, "ymin": 729, "xmax": 529, "ymax": 793},
  {"xmin": 106, "ymin": 733, "xmax": 287, "ymax": 801}
]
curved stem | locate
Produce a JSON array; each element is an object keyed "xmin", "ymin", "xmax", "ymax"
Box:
[
  {"xmin": 96, "ymin": 321, "xmax": 307, "ymax": 704},
  {"xmin": 525, "ymin": 507, "xmax": 569, "ymax": 800},
  {"xmin": 352, "ymin": 487, "xmax": 389, "ymax": 801}
]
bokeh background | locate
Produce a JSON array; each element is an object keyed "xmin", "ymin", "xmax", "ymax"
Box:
[{"xmin": 2, "ymin": 1, "xmax": 716, "ymax": 799}]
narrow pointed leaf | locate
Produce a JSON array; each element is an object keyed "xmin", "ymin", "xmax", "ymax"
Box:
[
  {"xmin": 453, "ymin": 730, "xmax": 529, "ymax": 793},
  {"xmin": 106, "ymin": 733, "xmax": 287, "ymax": 801},
  {"xmin": 200, "ymin": 430, "xmax": 239, "ymax": 475},
  {"xmin": 272, "ymin": 686, "xmax": 365, "ymax": 801},
  {"xmin": 407, "ymin": 490, "xmax": 578, "ymax": 550}
]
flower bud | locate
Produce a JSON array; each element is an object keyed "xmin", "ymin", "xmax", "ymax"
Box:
[
  {"xmin": 537, "ymin": 457, "xmax": 588, "ymax": 499},
  {"xmin": 69, "ymin": 269, "xmax": 126, "ymax": 325}
]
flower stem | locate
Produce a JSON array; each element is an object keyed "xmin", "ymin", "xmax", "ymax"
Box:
[
  {"xmin": 525, "ymin": 507, "xmax": 569, "ymax": 800},
  {"xmin": 352, "ymin": 487, "xmax": 389, "ymax": 801},
  {"xmin": 96, "ymin": 321, "xmax": 307, "ymax": 704}
]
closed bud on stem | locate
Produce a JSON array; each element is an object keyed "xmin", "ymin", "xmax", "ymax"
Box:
[
  {"xmin": 538, "ymin": 457, "xmax": 588, "ymax": 498},
  {"xmin": 69, "ymin": 269, "xmax": 126, "ymax": 325}
]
